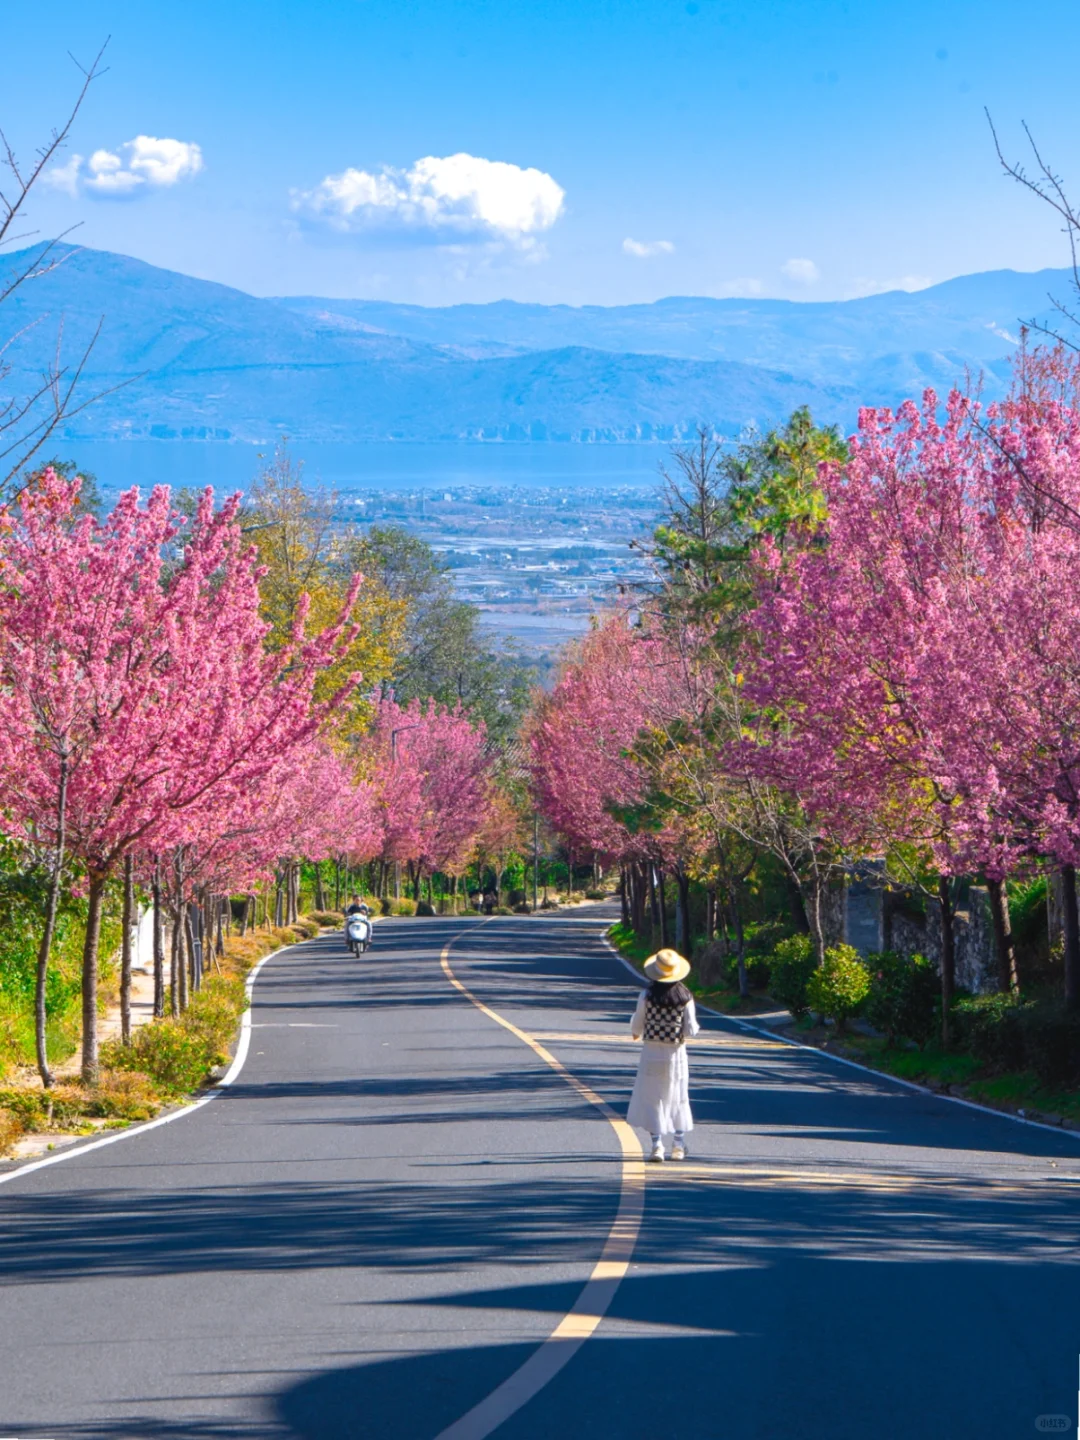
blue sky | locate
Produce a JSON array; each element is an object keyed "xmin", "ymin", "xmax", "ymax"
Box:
[{"xmin": 5, "ymin": 0, "xmax": 1080, "ymax": 306}]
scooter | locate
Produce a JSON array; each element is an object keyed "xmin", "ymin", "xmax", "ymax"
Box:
[{"xmin": 345, "ymin": 907, "xmax": 373, "ymax": 955}]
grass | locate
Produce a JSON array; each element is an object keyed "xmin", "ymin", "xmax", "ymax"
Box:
[{"xmin": 804, "ymin": 1030, "xmax": 1080, "ymax": 1124}]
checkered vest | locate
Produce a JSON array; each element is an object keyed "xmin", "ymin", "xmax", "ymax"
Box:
[{"xmin": 643, "ymin": 997, "xmax": 687, "ymax": 1044}]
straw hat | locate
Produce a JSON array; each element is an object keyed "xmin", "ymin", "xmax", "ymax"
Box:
[{"xmin": 643, "ymin": 948, "xmax": 690, "ymax": 983}]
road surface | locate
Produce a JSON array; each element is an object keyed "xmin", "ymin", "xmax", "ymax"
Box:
[{"xmin": 2, "ymin": 910, "xmax": 1079, "ymax": 1439}]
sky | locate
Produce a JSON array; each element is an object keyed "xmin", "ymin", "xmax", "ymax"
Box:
[{"xmin": 5, "ymin": 0, "xmax": 1080, "ymax": 307}]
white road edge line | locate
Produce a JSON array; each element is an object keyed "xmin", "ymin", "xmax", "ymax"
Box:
[
  {"xmin": 600, "ymin": 934, "xmax": 1080, "ymax": 1146},
  {"xmin": 0, "ymin": 934, "xmax": 314, "ymax": 1188}
]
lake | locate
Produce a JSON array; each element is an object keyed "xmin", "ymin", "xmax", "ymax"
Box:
[{"xmin": 65, "ymin": 439, "xmax": 673, "ymax": 495}]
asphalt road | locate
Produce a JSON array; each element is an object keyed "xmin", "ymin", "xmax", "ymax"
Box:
[{"xmin": 2, "ymin": 910, "xmax": 1079, "ymax": 1440}]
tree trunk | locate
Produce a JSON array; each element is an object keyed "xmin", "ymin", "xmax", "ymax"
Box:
[
  {"xmin": 153, "ymin": 858, "xmax": 165, "ymax": 1019},
  {"xmin": 35, "ymin": 754, "xmax": 69, "ymax": 1087},
  {"xmin": 987, "ymin": 876, "xmax": 1019, "ymax": 994},
  {"xmin": 1062, "ymin": 864, "xmax": 1080, "ymax": 1012},
  {"xmin": 729, "ymin": 885, "xmax": 748, "ymax": 998},
  {"xmin": 657, "ymin": 868, "xmax": 670, "ymax": 947},
  {"xmin": 120, "ymin": 853, "xmax": 135, "ymax": 1045},
  {"xmin": 803, "ymin": 874, "xmax": 826, "ymax": 965},
  {"xmin": 675, "ymin": 868, "xmax": 691, "ymax": 954},
  {"xmin": 185, "ymin": 906, "xmax": 201, "ymax": 994},
  {"xmin": 80, "ymin": 872, "xmax": 108, "ymax": 1084},
  {"xmin": 715, "ymin": 897, "xmax": 730, "ymax": 958},
  {"xmin": 939, "ymin": 874, "xmax": 956, "ymax": 1048},
  {"xmin": 787, "ymin": 876, "xmax": 811, "ymax": 933},
  {"xmin": 175, "ymin": 851, "xmax": 188, "ymax": 1012},
  {"xmin": 314, "ymin": 861, "xmax": 326, "ymax": 911},
  {"xmin": 705, "ymin": 887, "xmax": 716, "ymax": 945}
]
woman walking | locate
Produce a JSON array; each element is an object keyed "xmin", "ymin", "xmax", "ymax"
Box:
[{"xmin": 628, "ymin": 948, "xmax": 700, "ymax": 1162}]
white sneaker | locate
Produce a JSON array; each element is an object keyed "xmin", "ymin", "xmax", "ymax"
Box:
[
  {"xmin": 670, "ymin": 1141, "xmax": 687, "ymax": 1162},
  {"xmin": 649, "ymin": 1141, "xmax": 665, "ymax": 1163}
]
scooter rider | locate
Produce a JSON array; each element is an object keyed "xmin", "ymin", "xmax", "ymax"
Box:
[{"xmin": 344, "ymin": 895, "xmax": 367, "ymax": 917}]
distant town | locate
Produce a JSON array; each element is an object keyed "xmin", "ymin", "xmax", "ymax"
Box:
[{"xmin": 339, "ymin": 482, "xmax": 660, "ymax": 658}]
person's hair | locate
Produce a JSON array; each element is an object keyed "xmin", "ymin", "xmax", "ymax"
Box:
[{"xmin": 648, "ymin": 978, "xmax": 692, "ymax": 1008}]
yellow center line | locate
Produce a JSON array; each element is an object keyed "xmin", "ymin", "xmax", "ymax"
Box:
[
  {"xmin": 530, "ymin": 1029, "xmax": 785, "ymax": 1050},
  {"xmin": 654, "ymin": 1162, "xmax": 1071, "ymax": 1195},
  {"xmin": 436, "ymin": 924, "xmax": 645, "ymax": 1440}
]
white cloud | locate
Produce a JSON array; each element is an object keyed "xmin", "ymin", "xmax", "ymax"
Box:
[
  {"xmin": 43, "ymin": 154, "xmax": 84, "ymax": 197},
  {"xmin": 46, "ymin": 136, "xmax": 203, "ymax": 199},
  {"xmin": 292, "ymin": 152, "xmax": 565, "ymax": 246},
  {"xmin": 782, "ymin": 257, "xmax": 820, "ymax": 285},
  {"xmin": 623, "ymin": 237, "xmax": 674, "ymax": 258}
]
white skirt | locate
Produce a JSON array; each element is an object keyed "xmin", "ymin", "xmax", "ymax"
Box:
[{"xmin": 627, "ymin": 1040, "xmax": 693, "ymax": 1136}]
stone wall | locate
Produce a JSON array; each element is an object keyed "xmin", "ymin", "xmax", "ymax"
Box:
[{"xmin": 886, "ymin": 888, "xmax": 997, "ymax": 995}]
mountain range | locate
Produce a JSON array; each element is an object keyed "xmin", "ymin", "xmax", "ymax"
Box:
[{"xmin": 1, "ymin": 245, "xmax": 1072, "ymax": 444}]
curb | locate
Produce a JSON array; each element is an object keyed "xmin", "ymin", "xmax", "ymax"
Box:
[{"xmin": 599, "ymin": 933, "xmax": 1080, "ymax": 1146}]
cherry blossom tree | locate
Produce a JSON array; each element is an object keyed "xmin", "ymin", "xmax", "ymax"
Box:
[{"xmin": 0, "ymin": 471, "xmax": 362, "ymax": 1080}]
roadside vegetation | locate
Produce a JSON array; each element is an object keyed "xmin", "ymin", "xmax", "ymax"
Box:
[{"xmin": 531, "ymin": 381, "xmax": 1080, "ymax": 1131}]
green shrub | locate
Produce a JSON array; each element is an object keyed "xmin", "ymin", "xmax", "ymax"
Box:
[
  {"xmin": 0, "ymin": 1084, "xmax": 85, "ymax": 1130},
  {"xmin": 744, "ymin": 919, "xmax": 796, "ymax": 955},
  {"xmin": 494, "ymin": 906, "xmax": 514, "ymax": 916},
  {"xmin": 585, "ymin": 889, "xmax": 608, "ymax": 901},
  {"xmin": 0, "ymin": 1104, "xmax": 22, "ymax": 1153},
  {"xmin": 806, "ymin": 945, "xmax": 870, "ymax": 1030},
  {"xmin": 514, "ymin": 903, "xmax": 532, "ymax": 914},
  {"xmin": 309, "ymin": 910, "xmax": 344, "ymax": 926},
  {"xmin": 415, "ymin": 900, "xmax": 435, "ymax": 917},
  {"xmin": 864, "ymin": 951, "xmax": 938, "ymax": 1047},
  {"xmin": 952, "ymin": 994, "xmax": 1027, "ymax": 1072},
  {"xmin": 392, "ymin": 899, "xmax": 417, "ymax": 917},
  {"xmin": 508, "ymin": 889, "xmax": 527, "ymax": 906},
  {"xmin": 103, "ymin": 1023, "xmax": 214, "ymax": 1095},
  {"xmin": 379, "ymin": 897, "xmax": 394, "ymax": 916},
  {"xmin": 85, "ymin": 1070, "xmax": 159, "ymax": 1121},
  {"xmin": 103, "ymin": 975, "xmax": 247, "ymax": 1096},
  {"xmin": 768, "ymin": 934, "xmax": 817, "ymax": 1017},
  {"xmin": 1019, "ymin": 1003, "xmax": 1080, "ymax": 1088},
  {"xmin": 723, "ymin": 950, "xmax": 771, "ymax": 990}
]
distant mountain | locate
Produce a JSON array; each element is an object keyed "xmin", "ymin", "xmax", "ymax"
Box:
[
  {"xmin": 1, "ymin": 245, "xmax": 1068, "ymax": 444},
  {"xmin": 276, "ymin": 269, "xmax": 1067, "ymax": 383}
]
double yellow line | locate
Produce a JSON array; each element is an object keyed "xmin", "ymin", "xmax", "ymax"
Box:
[{"xmin": 436, "ymin": 926, "xmax": 645, "ymax": 1440}]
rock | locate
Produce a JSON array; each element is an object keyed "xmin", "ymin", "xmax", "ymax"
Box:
[
  {"xmin": 947, "ymin": 1084, "xmax": 967, "ymax": 1097},
  {"xmin": 694, "ymin": 942, "xmax": 729, "ymax": 989},
  {"xmin": 1039, "ymin": 1113, "xmax": 1063, "ymax": 1126},
  {"xmin": 1063, "ymin": 1117, "xmax": 1080, "ymax": 1131}
]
